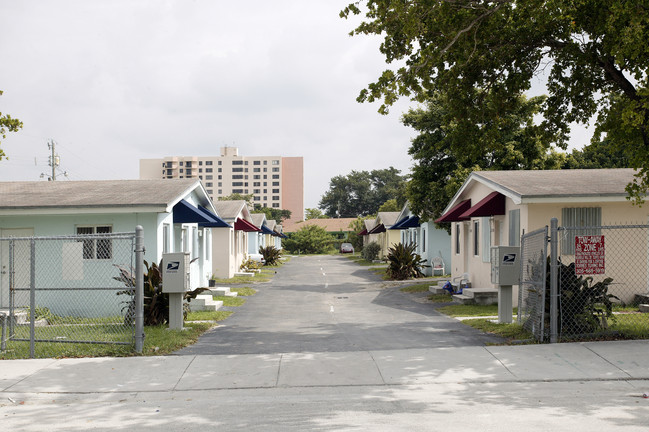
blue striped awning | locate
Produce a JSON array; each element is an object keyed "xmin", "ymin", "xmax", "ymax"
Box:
[{"xmin": 172, "ymin": 200, "xmax": 230, "ymax": 228}]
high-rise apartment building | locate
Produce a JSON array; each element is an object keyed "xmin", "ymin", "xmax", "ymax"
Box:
[{"xmin": 139, "ymin": 147, "xmax": 304, "ymax": 221}]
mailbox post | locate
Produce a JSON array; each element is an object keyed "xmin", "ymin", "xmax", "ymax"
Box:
[
  {"xmin": 491, "ymin": 246, "xmax": 520, "ymax": 324},
  {"xmin": 162, "ymin": 252, "xmax": 190, "ymax": 330}
]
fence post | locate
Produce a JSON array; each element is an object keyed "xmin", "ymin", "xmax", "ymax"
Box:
[
  {"xmin": 135, "ymin": 226, "xmax": 144, "ymax": 354},
  {"xmin": 29, "ymin": 238, "xmax": 36, "ymax": 358},
  {"xmin": 550, "ymin": 218, "xmax": 559, "ymax": 344}
]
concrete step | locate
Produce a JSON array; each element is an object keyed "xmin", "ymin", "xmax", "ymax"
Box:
[
  {"xmin": 451, "ymin": 294, "xmax": 475, "ymax": 305},
  {"xmin": 458, "ymin": 288, "xmax": 498, "ymax": 305},
  {"xmin": 234, "ymin": 271, "xmax": 254, "ymax": 277},
  {"xmin": 429, "ymin": 286, "xmax": 449, "ymax": 294},
  {"xmin": 209, "ymin": 287, "xmax": 238, "ymax": 297},
  {"xmin": 188, "ymin": 294, "xmax": 224, "ymax": 312}
]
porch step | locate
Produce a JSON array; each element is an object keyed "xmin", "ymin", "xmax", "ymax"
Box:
[
  {"xmin": 452, "ymin": 288, "xmax": 498, "ymax": 305},
  {"xmin": 188, "ymin": 295, "xmax": 224, "ymax": 312},
  {"xmin": 234, "ymin": 271, "xmax": 254, "ymax": 277},
  {"xmin": 209, "ymin": 287, "xmax": 238, "ymax": 297},
  {"xmin": 429, "ymin": 285, "xmax": 449, "ymax": 294}
]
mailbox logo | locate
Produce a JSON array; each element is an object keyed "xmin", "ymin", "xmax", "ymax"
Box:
[
  {"xmin": 166, "ymin": 261, "xmax": 180, "ymax": 272},
  {"xmin": 502, "ymin": 254, "xmax": 516, "ymax": 265}
]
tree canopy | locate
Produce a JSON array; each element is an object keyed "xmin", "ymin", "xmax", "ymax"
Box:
[
  {"xmin": 319, "ymin": 167, "xmax": 407, "ymax": 218},
  {"xmin": 0, "ymin": 90, "xmax": 23, "ymax": 160},
  {"xmin": 342, "ymin": 1, "xmax": 649, "ymax": 201},
  {"xmin": 304, "ymin": 208, "xmax": 326, "ymax": 220},
  {"xmin": 251, "ymin": 206, "xmax": 292, "ymax": 224},
  {"xmin": 405, "ymin": 92, "xmax": 565, "ymax": 224},
  {"xmin": 282, "ymin": 225, "xmax": 334, "ymax": 254}
]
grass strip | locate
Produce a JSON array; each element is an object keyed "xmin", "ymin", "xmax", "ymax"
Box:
[
  {"xmin": 461, "ymin": 318, "xmax": 534, "ymax": 342},
  {"xmin": 212, "ymin": 295, "xmax": 246, "ymax": 307}
]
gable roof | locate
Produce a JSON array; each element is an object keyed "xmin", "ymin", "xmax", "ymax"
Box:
[
  {"xmin": 376, "ymin": 212, "xmax": 400, "ymax": 227},
  {"xmin": 0, "ymin": 179, "xmax": 205, "ymax": 212},
  {"xmin": 282, "ymin": 218, "xmax": 357, "ymax": 233},
  {"xmin": 250, "ymin": 213, "xmax": 267, "ymax": 228},
  {"xmin": 443, "ymin": 169, "xmax": 639, "ymax": 214}
]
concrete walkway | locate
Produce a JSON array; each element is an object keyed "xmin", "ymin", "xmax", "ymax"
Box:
[{"xmin": 2, "ymin": 340, "xmax": 648, "ymax": 393}]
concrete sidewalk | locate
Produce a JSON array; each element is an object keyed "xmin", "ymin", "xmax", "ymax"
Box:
[{"xmin": 1, "ymin": 339, "xmax": 648, "ymax": 394}]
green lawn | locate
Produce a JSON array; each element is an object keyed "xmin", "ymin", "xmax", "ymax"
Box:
[{"xmin": 212, "ymin": 295, "xmax": 246, "ymax": 307}]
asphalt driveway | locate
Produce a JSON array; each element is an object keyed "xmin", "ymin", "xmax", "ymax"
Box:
[{"xmin": 174, "ymin": 255, "xmax": 502, "ymax": 355}]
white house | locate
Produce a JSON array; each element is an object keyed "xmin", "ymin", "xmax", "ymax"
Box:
[
  {"xmin": 437, "ymin": 168, "xmax": 648, "ymax": 303},
  {"xmin": 392, "ymin": 202, "xmax": 451, "ymax": 276},
  {"xmin": 0, "ymin": 179, "xmax": 229, "ymax": 315},
  {"xmin": 211, "ymin": 200, "xmax": 260, "ymax": 278}
]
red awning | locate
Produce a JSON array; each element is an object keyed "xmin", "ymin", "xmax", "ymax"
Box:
[
  {"xmin": 459, "ymin": 192, "xmax": 505, "ymax": 219},
  {"xmin": 435, "ymin": 199, "xmax": 472, "ymax": 223},
  {"xmin": 234, "ymin": 218, "xmax": 261, "ymax": 232},
  {"xmin": 368, "ymin": 223, "xmax": 386, "ymax": 234}
]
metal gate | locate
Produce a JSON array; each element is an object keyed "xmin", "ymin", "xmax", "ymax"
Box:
[
  {"xmin": 1, "ymin": 228, "xmax": 144, "ymax": 358},
  {"xmin": 518, "ymin": 226, "xmax": 548, "ymax": 341}
]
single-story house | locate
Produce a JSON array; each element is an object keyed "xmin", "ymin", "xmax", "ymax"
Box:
[
  {"xmin": 211, "ymin": 200, "xmax": 260, "ymax": 278},
  {"xmin": 366, "ymin": 212, "xmax": 401, "ymax": 259},
  {"xmin": 392, "ymin": 202, "xmax": 451, "ymax": 277},
  {"xmin": 0, "ymin": 179, "xmax": 229, "ymax": 315},
  {"xmin": 263, "ymin": 220, "xmax": 284, "ymax": 250},
  {"xmin": 357, "ymin": 219, "xmax": 377, "ymax": 248},
  {"xmin": 248, "ymin": 213, "xmax": 268, "ymax": 255},
  {"xmin": 436, "ymin": 168, "xmax": 648, "ymax": 303}
]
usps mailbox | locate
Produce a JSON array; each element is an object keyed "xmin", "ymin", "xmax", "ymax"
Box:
[
  {"xmin": 491, "ymin": 246, "xmax": 520, "ymax": 286},
  {"xmin": 491, "ymin": 246, "xmax": 520, "ymax": 324},
  {"xmin": 162, "ymin": 252, "xmax": 190, "ymax": 293}
]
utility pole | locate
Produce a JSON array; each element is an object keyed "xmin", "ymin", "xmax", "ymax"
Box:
[{"xmin": 49, "ymin": 139, "xmax": 59, "ymax": 181}]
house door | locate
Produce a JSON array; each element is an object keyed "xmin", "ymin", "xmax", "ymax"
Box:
[{"xmin": 0, "ymin": 228, "xmax": 34, "ymax": 308}]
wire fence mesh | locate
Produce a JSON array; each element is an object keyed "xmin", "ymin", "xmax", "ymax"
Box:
[
  {"xmin": 0, "ymin": 233, "xmax": 137, "ymax": 359},
  {"xmin": 556, "ymin": 224, "xmax": 649, "ymax": 340},
  {"xmin": 518, "ymin": 226, "xmax": 548, "ymax": 341}
]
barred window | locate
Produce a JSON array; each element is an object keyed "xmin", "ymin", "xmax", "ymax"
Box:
[
  {"xmin": 77, "ymin": 225, "xmax": 112, "ymax": 259},
  {"xmin": 561, "ymin": 207, "xmax": 602, "ymax": 254}
]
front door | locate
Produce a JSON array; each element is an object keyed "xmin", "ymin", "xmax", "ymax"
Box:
[{"xmin": 0, "ymin": 228, "xmax": 34, "ymax": 308}]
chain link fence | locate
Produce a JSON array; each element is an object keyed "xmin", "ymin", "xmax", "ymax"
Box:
[
  {"xmin": 0, "ymin": 231, "xmax": 143, "ymax": 359},
  {"xmin": 555, "ymin": 224, "xmax": 649, "ymax": 340},
  {"xmin": 518, "ymin": 227, "xmax": 548, "ymax": 341}
]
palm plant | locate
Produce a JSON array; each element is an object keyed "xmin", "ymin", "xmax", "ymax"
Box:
[{"xmin": 385, "ymin": 242, "xmax": 428, "ymax": 280}]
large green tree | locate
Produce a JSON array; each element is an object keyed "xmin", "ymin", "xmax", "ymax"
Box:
[
  {"xmin": 251, "ymin": 206, "xmax": 292, "ymax": 224},
  {"xmin": 342, "ymin": 1, "xmax": 649, "ymax": 201},
  {"xmin": 282, "ymin": 225, "xmax": 335, "ymax": 254},
  {"xmin": 405, "ymin": 92, "xmax": 564, "ymax": 224},
  {"xmin": 0, "ymin": 90, "xmax": 23, "ymax": 160},
  {"xmin": 319, "ymin": 167, "xmax": 407, "ymax": 217}
]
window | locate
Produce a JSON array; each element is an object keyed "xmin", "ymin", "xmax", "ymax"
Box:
[
  {"xmin": 272, "ymin": 203, "xmax": 280, "ymax": 208},
  {"xmin": 206, "ymin": 168, "xmax": 213, "ymax": 173},
  {"xmin": 206, "ymin": 182, "xmax": 213, "ymax": 187},
  {"xmin": 233, "ymin": 189, "xmax": 244, "ymax": 193},
  {"xmin": 186, "ymin": 169, "xmax": 192, "ymax": 176},
  {"xmin": 218, "ymin": 160, "xmax": 222, "ymax": 165},
  {"xmin": 263, "ymin": 182, "xmax": 267, "ymax": 186},
  {"xmin": 272, "ymin": 167, "xmax": 279, "ymax": 172},
  {"xmin": 481, "ymin": 217, "xmax": 491, "ymax": 263},
  {"xmin": 263, "ymin": 168, "xmax": 267, "ymax": 172},
  {"xmin": 185, "ymin": 162, "xmax": 192, "ymax": 168},
  {"xmin": 253, "ymin": 182, "xmax": 261, "ymax": 187},
  {"xmin": 272, "ymin": 160, "xmax": 279, "ymax": 165},
  {"xmin": 199, "ymin": 168, "xmax": 203, "ymax": 173},
  {"xmin": 254, "ymin": 196, "xmax": 261, "ymax": 201},
  {"xmin": 206, "ymin": 161, "xmax": 213, "ymax": 166},
  {"xmin": 272, "ymin": 196, "xmax": 279, "ymax": 200},
  {"xmin": 508, "ymin": 209, "xmax": 520, "ymax": 247},
  {"xmin": 254, "ymin": 175, "xmax": 260, "ymax": 180},
  {"xmin": 253, "ymin": 161, "xmax": 261, "ymax": 165},
  {"xmin": 561, "ymin": 207, "xmax": 602, "ymax": 254},
  {"xmin": 455, "ymin": 223, "xmax": 461, "ymax": 254},
  {"xmin": 77, "ymin": 225, "xmax": 112, "ymax": 260},
  {"xmin": 199, "ymin": 176, "xmax": 203, "ymax": 180},
  {"xmin": 218, "ymin": 189, "xmax": 222, "ymax": 194},
  {"xmin": 473, "ymin": 220, "xmax": 480, "ymax": 256},
  {"xmin": 218, "ymin": 175, "xmax": 222, "ymax": 180},
  {"xmin": 263, "ymin": 189, "xmax": 267, "ymax": 193},
  {"xmin": 272, "ymin": 189, "xmax": 279, "ymax": 193},
  {"xmin": 264, "ymin": 175, "xmax": 268, "ymax": 179},
  {"xmin": 263, "ymin": 160, "xmax": 267, "ymax": 165},
  {"xmin": 272, "ymin": 175, "xmax": 279, "ymax": 179},
  {"xmin": 272, "ymin": 182, "xmax": 279, "ymax": 186},
  {"xmin": 199, "ymin": 161, "xmax": 203, "ymax": 166},
  {"xmin": 179, "ymin": 169, "xmax": 184, "ymax": 173},
  {"xmin": 207, "ymin": 189, "xmax": 213, "ymax": 194},
  {"xmin": 232, "ymin": 175, "xmax": 244, "ymax": 179},
  {"xmin": 163, "ymin": 224, "xmax": 170, "ymax": 254},
  {"xmin": 233, "ymin": 167, "xmax": 243, "ymax": 172},
  {"xmin": 233, "ymin": 182, "xmax": 243, "ymax": 186},
  {"xmin": 218, "ymin": 168, "xmax": 222, "ymax": 173},
  {"xmin": 218, "ymin": 182, "xmax": 222, "ymax": 187},
  {"xmin": 232, "ymin": 160, "xmax": 243, "ymax": 165},
  {"xmin": 254, "ymin": 189, "xmax": 260, "ymax": 194},
  {"xmin": 254, "ymin": 168, "xmax": 261, "ymax": 172},
  {"xmin": 421, "ymin": 228, "xmax": 426, "ymax": 253},
  {"xmin": 206, "ymin": 175, "xmax": 213, "ymax": 180},
  {"xmin": 179, "ymin": 161, "xmax": 184, "ymax": 166}
]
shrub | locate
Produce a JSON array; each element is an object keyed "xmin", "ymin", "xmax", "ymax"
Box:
[
  {"xmin": 259, "ymin": 245, "xmax": 282, "ymax": 266},
  {"xmin": 240, "ymin": 257, "xmax": 262, "ymax": 272},
  {"xmin": 385, "ymin": 242, "xmax": 428, "ymax": 280},
  {"xmin": 282, "ymin": 225, "xmax": 335, "ymax": 254},
  {"xmin": 362, "ymin": 242, "xmax": 381, "ymax": 261}
]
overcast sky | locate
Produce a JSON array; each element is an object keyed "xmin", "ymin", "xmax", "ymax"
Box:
[{"xmin": 0, "ymin": 1, "xmax": 588, "ymax": 211}]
